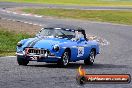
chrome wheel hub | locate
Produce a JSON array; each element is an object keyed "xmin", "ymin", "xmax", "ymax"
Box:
[
  {"xmin": 63, "ymin": 52, "xmax": 69, "ymax": 66},
  {"xmin": 90, "ymin": 51, "xmax": 95, "ymax": 63}
]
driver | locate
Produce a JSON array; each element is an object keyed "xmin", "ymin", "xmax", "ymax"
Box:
[
  {"xmin": 74, "ymin": 31, "xmax": 84, "ymax": 40},
  {"xmin": 76, "ymin": 31, "xmax": 84, "ymax": 39}
]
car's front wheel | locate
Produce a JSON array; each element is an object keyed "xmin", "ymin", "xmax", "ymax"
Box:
[
  {"xmin": 57, "ymin": 51, "xmax": 70, "ymax": 67},
  {"xmin": 84, "ymin": 49, "xmax": 96, "ymax": 65},
  {"xmin": 17, "ymin": 56, "xmax": 29, "ymax": 66}
]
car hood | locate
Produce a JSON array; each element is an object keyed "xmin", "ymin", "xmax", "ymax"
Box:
[{"xmin": 23, "ymin": 37, "xmax": 70, "ymax": 50}]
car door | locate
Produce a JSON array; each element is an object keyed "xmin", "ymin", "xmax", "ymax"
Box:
[{"xmin": 76, "ymin": 40, "xmax": 90, "ymax": 60}]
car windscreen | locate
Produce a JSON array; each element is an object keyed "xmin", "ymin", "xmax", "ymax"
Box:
[{"xmin": 39, "ymin": 28, "xmax": 75, "ymax": 39}]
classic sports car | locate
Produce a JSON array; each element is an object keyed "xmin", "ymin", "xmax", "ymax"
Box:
[{"xmin": 16, "ymin": 26, "xmax": 99, "ymax": 67}]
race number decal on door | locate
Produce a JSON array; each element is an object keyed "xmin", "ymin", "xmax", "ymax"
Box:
[{"xmin": 77, "ymin": 47, "xmax": 84, "ymax": 57}]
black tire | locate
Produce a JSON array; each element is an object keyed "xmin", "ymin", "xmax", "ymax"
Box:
[
  {"xmin": 57, "ymin": 51, "xmax": 70, "ymax": 67},
  {"xmin": 84, "ymin": 49, "xmax": 96, "ymax": 65},
  {"xmin": 17, "ymin": 56, "xmax": 29, "ymax": 66}
]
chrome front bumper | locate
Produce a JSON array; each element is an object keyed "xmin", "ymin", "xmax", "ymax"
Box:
[{"xmin": 16, "ymin": 52, "xmax": 61, "ymax": 59}]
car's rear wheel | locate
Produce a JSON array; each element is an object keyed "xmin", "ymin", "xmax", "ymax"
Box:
[
  {"xmin": 84, "ymin": 49, "xmax": 96, "ymax": 65},
  {"xmin": 17, "ymin": 56, "xmax": 29, "ymax": 66},
  {"xmin": 57, "ymin": 51, "xmax": 70, "ymax": 67}
]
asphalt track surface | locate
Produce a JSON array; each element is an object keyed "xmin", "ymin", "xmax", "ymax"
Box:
[{"xmin": 0, "ymin": 2, "xmax": 132, "ymax": 88}]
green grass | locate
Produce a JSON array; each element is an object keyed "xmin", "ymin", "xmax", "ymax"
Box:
[
  {"xmin": 23, "ymin": 8, "xmax": 132, "ymax": 25},
  {"xmin": 0, "ymin": 29, "xmax": 32, "ymax": 56},
  {"xmin": 0, "ymin": 0, "xmax": 132, "ymax": 6}
]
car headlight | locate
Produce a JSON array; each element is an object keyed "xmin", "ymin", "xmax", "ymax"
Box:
[
  {"xmin": 44, "ymin": 51, "xmax": 48, "ymax": 57},
  {"xmin": 53, "ymin": 45, "xmax": 59, "ymax": 51},
  {"xmin": 17, "ymin": 42, "xmax": 22, "ymax": 47}
]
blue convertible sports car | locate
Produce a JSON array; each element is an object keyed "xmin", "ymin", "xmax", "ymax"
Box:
[{"xmin": 16, "ymin": 26, "xmax": 100, "ymax": 67}]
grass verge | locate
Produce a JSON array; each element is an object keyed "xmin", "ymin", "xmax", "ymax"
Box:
[
  {"xmin": 0, "ymin": 28, "xmax": 32, "ymax": 56},
  {"xmin": 0, "ymin": 0, "xmax": 132, "ymax": 6},
  {"xmin": 23, "ymin": 8, "xmax": 132, "ymax": 25}
]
